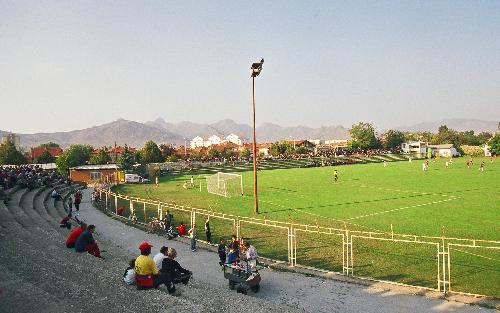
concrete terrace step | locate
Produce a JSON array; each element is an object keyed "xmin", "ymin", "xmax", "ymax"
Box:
[
  {"xmin": 0, "ymin": 205, "xmax": 191, "ymax": 313},
  {"xmin": 0, "ymin": 187, "xmax": 302, "ymax": 313},
  {"xmin": 0, "ymin": 264, "xmax": 68, "ymax": 313}
]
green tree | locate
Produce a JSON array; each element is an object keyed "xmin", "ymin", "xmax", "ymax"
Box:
[
  {"xmin": 139, "ymin": 140, "xmax": 164, "ymax": 164},
  {"xmin": 269, "ymin": 141, "xmax": 294, "ymax": 156},
  {"xmin": 476, "ymin": 132, "xmax": 492, "ymax": 145},
  {"xmin": 89, "ymin": 149, "xmax": 111, "ymax": 165},
  {"xmin": 489, "ymin": 134, "xmax": 500, "ymax": 155},
  {"xmin": 457, "ymin": 130, "xmax": 480, "ymax": 146},
  {"xmin": 384, "ymin": 130, "xmax": 406, "ymax": 149},
  {"xmin": 348, "ymin": 122, "xmax": 379, "ymax": 149},
  {"xmin": 166, "ymin": 154, "xmax": 180, "ymax": 162},
  {"xmin": 118, "ymin": 145, "xmax": 135, "ymax": 172},
  {"xmin": 207, "ymin": 147, "xmax": 221, "ymax": 159},
  {"xmin": 221, "ymin": 147, "xmax": 236, "ymax": 159},
  {"xmin": 295, "ymin": 146, "xmax": 309, "ymax": 154},
  {"xmin": 239, "ymin": 147, "xmax": 251, "ymax": 159},
  {"xmin": 0, "ymin": 141, "xmax": 27, "ymax": 165},
  {"xmin": 159, "ymin": 144, "xmax": 175, "ymax": 158},
  {"xmin": 55, "ymin": 144, "xmax": 92, "ymax": 175},
  {"xmin": 431, "ymin": 125, "xmax": 457, "ymax": 145},
  {"xmin": 191, "ymin": 151, "xmax": 203, "ymax": 161},
  {"xmin": 33, "ymin": 150, "xmax": 55, "ymax": 164}
]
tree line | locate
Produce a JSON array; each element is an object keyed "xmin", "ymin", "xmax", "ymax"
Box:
[
  {"xmin": 348, "ymin": 122, "xmax": 497, "ymax": 153},
  {"xmin": 1, "ymin": 123, "xmax": 499, "ymax": 175}
]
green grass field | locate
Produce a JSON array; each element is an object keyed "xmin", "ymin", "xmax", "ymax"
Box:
[{"xmin": 112, "ymin": 156, "xmax": 500, "ymax": 296}]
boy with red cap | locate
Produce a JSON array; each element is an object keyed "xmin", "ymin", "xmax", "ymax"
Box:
[{"xmin": 134, "ymin": 241, "xmax": 178, "ymax": 295}]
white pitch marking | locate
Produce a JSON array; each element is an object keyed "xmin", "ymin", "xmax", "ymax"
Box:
[{"xmin": 346, "ymin": 197, "xmax": 458, "ymax": 221}]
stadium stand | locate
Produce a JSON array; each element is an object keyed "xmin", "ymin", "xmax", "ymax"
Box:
[{"xmin": 0, "ymin": 174, "xmax": 300, "ymax": 312}]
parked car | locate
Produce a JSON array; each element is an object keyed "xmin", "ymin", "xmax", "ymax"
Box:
[{"xmin": 124, "ymin": 174, "xmax": 149, "ymax": 183}]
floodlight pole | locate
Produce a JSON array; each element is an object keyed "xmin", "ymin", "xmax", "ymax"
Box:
[
  {"xmin": 250, "ymin": 58, "xmax": 263, "ymax": 215},
  {"xmin": 252, "ymin": 75, "xmax": 259, "ymax": 214}
]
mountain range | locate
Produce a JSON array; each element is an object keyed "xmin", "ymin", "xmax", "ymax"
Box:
[
  {"xmin": 1, "ymin": 118, "xmax": 497, "ymax": 149},
  {"xmin": 396, "ymin": 119, "xmax": 498, "ymax": 133}
]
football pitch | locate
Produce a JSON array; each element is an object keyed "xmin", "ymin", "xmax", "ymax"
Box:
[
  {"xmin": 112, "ymin": 157, "xmax": 499, "ymax": 296},
  {"xmin": 116, "ymin": 157, "xmax": 499, "ymax": 240}
]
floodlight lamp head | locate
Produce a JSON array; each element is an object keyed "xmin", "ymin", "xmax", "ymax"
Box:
[{"xmin": 251, "ymin": 58, "xmax": 264, "ymax": 77}]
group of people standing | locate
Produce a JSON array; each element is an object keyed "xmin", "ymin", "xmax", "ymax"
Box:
[{"xmin": 218, "ymin": 235, "xmax": 258, "ymax": 270}]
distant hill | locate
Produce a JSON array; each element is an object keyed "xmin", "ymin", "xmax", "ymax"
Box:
[
  {"xmin": 397, "ymin": 119, "xmax": 498, "ymax": 133},
  {"xmin": 6, "ymin": 117, "xmax": 495, "ymax": 149},
  {"xmin": 3, "ymin": 118, "xmax": 350, "ymax": 149},
  {"xmin": 147, "ymin": 118, "xmax": 349, "ymax": 143},
  {"xmin": 1, "ymin": 119, "xmax": 184, "ymax": 148}
]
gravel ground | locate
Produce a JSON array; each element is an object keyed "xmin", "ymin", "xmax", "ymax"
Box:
[{"xmin": 78, "ymin": 189, "xmax": 497, "ymax": 313}]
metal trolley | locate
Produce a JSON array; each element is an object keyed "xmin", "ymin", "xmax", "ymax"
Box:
[{"xmin": 223, "ymin": 264, "xmax": 261, "ymax": 294}]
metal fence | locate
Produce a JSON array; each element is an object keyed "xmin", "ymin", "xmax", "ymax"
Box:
[{"xmin": 96, "ymin": 188, "xmax": 500, "ymax": 297}]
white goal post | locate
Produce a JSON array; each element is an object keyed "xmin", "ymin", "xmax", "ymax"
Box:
[{"xmin": 206, "ymin": 172, "xmax": 243, "ymax": 198}]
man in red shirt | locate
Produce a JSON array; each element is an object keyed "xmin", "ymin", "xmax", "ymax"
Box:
[
  {"xmin": 65, "ymin": 223, "xmax": 87, "ymax": 248},
  {"xmin": 176, "ymin": 222, "xmax": 186, "ymax": 236}
]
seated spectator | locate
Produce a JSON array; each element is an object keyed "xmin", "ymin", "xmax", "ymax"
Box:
[
  {"xmin": 116, "ymin": 206, "xmax": 124, "ymax": 216},
  {"xmin": 51, "ymin": 189, "xmax": 61, "ymax": 200},
  {"xmin": 161, "ymin": 248, "xmax": 192, "ymax": 285},
  {"xmin": 134, "ymin": 242, "xmax": 178, "ymax": 295},
  {"xmin": 153, "ymin": 246, "xmax": 168, "ymax": 270},
  {"xmin": 75, "ymin": 224, "xmax": 103, "ymax": 258},
  {"xmin": 65, "ymin": 223, "xmax": 87, "ymax": 248},
  {"xmin": 123, "ymin": 259, "xmax": 136, "ymax": 285},
  {"xmin": 176, "ymin": 222, "xmax": 186, "ymax": 236},
  {"xmin": 59, "ymin": 214, "xmax": 72, "ymax": 229}
]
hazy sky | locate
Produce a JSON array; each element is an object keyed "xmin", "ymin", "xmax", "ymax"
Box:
[{"xmin": 1, "ymin": 1, "xmax": 499, "ymax": 133}]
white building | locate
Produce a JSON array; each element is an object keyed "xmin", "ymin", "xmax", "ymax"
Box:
[
  {"xmin": 226, "ymin": 133, "xmax": 243, "ymax": 146},
  {"xmin": 324, "ymin": 139, "xmax": 349, "ymax": 145},
  {"xmin": 428, "ymin": 144, "xmax": 460, "ymax": 157},
  {"xmin": 207, "ymin": 135, "xmax": 222, "ymax": 146},
  {"xmin": 482, "ymin": 144, "xmax": 492, "ymax": 157},
  {"xmin": 190, "ymin": 136, "xmax": 204, "ymax": 149},
  {"xmin": 401, "ymin": 141, "xmax": 428, "ymax": 154}
]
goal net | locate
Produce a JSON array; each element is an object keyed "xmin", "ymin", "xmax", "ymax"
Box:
[{"xmin": 206, "ymin": 172, "xmax": 243, "ymax": 198}]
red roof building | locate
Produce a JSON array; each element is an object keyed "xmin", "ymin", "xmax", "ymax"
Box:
[{"xmin": 30, "ymin": 146, "xmax": 63, "ymax": 162}]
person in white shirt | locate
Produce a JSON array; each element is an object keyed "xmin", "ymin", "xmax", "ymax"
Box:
[
  {"xmin": 153, "ymin": 246, "xmax": 168, "ymax": 270},
  {"xmin": 123, "ymin": 259, "xmax": 136, "ymax": 285},
  {"xmin": 243, "ymin": 242, "xmax": 258, "ymax": 270}
]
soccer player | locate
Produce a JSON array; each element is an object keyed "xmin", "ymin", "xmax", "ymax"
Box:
[
  {"xmin": 479, "ymin": 162, "xmax": 485, "ymax": 172},
  {"xmin": 333, "ymin": 170, "xmax": 339, "ymax": 182}
]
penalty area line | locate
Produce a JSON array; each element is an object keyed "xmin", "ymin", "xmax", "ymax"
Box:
[{"xmin": 346, "ymin": 197, "xmax": 458, "ymax": 221}]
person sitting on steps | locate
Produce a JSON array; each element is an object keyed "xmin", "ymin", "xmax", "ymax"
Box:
[
  {"xmin": 161, "ymin": 248, "xmax": 192, "ymax": 285},
  {"xmin": 65, "ymin": 223, "xmax": 87, "ymax": 248},
  {"xmin": 74, "ymin": 224, "xmax": 103, "ymax": 259},
  {"xmin": 123, "ymin": 259, "xmax": 136, "ymax": 285},
  {"xmin": 59, "ymin": 214, "xmax": 72, "ymax": 229},
  {"xmin": 134, "ymin": 242, "xmax": 179, "ymax": 295}
]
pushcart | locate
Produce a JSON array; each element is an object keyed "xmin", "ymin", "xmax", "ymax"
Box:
[{"xmin": 223, "ymin": 263, "xmax": 261, "ymax": 294}]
